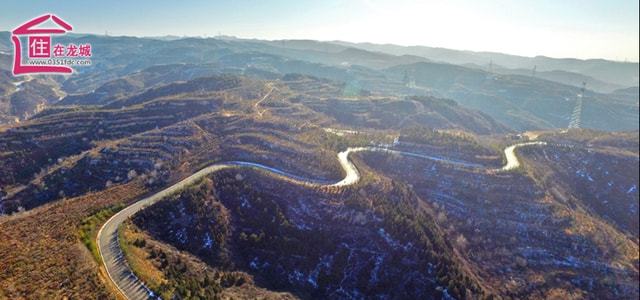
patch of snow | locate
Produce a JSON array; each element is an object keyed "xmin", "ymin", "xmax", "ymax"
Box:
[
  {"xmin": 378, "ymin": 228, "xmax": 400, "ymax": 248},
  {"xmin": 368, "ymin": 255, "xmax": 384, "ymax": 285},
  {"xmin": 175, "ymin": 227, "xmax": 188, "ymax": 244},
  {"xmin": 558, "ymin": 256, "xmax": 582, "ymax": 268},
  {"xmin": 295, "ymin": 223, "xmax": 312, "ymax": 230},
  {"xmin": 240, "ymin": 196, "xmax": 251, "ymax": 208},
  {"xmin": 575, "ymin": 169, "xmax": 594, "ymax": 181},
  {"xmin": 442, "ymin": 288, "xmax": 455, "ymax": 300},
  {"xmin": 249, "ymin": 256, "xmax": 259, "ymax": 270},
  {"xmin": 308, "ymin": 255, "xmax": 333, "ymax": 289},
  {"xmin": 203, "ymin": 232, "xmax": 213, "ymax": 249},
  {"xmin": 288, "ymin": 269, "xmax": 305, "ymax": 283}
]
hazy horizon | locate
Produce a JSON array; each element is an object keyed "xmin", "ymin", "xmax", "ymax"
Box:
[
  {"xmin": 1, "ymin": 0, "xmax": 638, "ymax": 62},
  {"xmin": 55, "ymin": 32, "xmax": 640, "ymax": 64},
  {"xmin": 3, "ymin": 30, "xmax": 638, "ymax": 64}
]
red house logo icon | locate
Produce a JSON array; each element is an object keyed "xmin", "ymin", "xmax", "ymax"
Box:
[{"xmin": 11, "ymin": 14, "xmax": 74, "ymax": 75}]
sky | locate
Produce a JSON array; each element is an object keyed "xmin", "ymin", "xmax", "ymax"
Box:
[{"xmin": 1, "ymin": 0, "xmax": 638, "ymax": 62}]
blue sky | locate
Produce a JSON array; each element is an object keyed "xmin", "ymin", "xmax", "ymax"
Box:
[{"xmin": 1, "ymin": 0, "xmax": 638, "ymax": 61}]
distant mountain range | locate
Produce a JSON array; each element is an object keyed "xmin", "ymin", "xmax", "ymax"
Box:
[
  {"xmin": 2, "ymin": 31, "xmax": 637, "ymax": 87},
  {"xmin": 330, "ymin": 40, "xmax": 639, "ymax": 88},
  {"xmin": 0, "ymin": 31, "xmax": 638, "ymax": 132}
]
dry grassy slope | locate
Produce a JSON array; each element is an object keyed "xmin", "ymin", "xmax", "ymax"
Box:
[
  {"xmin": 121, "ymin": 221, "xmax": 297, "ymax": 299},
  {"xmin": 0, "ymin": 181, "xmax": 146, "ymax": 299},
  {"xmin": 352, "ymin": 133, "xmax": 639, "ymax": 299},
  {"xmin": 516, "ymin": 146, "xmax": 639, "ymax": 298},
  {"xmin": 0, "ymin": 76, "xmax": 269, "ymax": 213},
  {"xmin": 521, "ymin": 131, "xmax": 639, "ymax": 237},
  {"xmin": 0, "ymin": 109, "xmax": 334, "ymax": 298},
  {"xmin": 278, "ymin": 75, "xmax": 510, "ymax": 135}
]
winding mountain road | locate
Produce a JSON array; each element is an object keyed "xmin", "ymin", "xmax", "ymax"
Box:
[{"xmin": 97, "ymin": 142, "xmax": 545, "ymax": 299}]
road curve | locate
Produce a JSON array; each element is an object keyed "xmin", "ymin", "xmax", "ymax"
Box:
[
  {"xmin": 500, "ymin": 141, "xmax": 546, "ymax": 171},
  {"xmin": 97, "ymin": 142, "xmax": 541, "ymax": 299}
]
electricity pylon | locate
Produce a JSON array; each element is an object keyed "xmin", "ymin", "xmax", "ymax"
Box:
[{"xmin": 568, "ymin": 82, "xmax": 587, "ymax": 129}]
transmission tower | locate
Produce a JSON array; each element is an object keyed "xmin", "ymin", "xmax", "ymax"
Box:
[
  {"xmin": 568, "ymin": 82, "xmax": 586, "ymax": 129},
  {"xmin": 403, "ymin": 70, "xmax": 410, "ymax": 86},
  {"xmin": 531, "ymin": 65, "xmax": 537, "ymax": 77},
  {"xmin": 402, "ymin": 70, "xmax": 416, "ymax": 88}
]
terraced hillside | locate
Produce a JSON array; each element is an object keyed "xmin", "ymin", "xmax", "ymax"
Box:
[
  {"xmin": 0, "ymin": 75, "xmax": 255, "ymax": 213},
  {"xmin": 525, "ymin": 130, "xmax": 639, "ymax": 236},
  {"xmin": 2, "ymin": 33, "xmax": 636, "ymax": 132},
  {"xmin": 364, "ymin": 137, "xmax": 639, "ymax": 299},
  {"xmin": 0, "ymin": 70, "xmax": 637, "ymax": 299}
]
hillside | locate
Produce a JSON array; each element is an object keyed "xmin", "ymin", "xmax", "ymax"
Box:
[
  {"xmin": 462, "ymin": 64, "xmax": 626, "ymax": 93},
  {"xmin": 0, "ymin": 30, "xmax": 637, "ymax": 300},
  {"xmin": 386, "ymin": 62, "xmax": 639, "ymax": 131},
  {"xmin": 0, "ymin": 74, "xmax": 507, "ymax": 214}
]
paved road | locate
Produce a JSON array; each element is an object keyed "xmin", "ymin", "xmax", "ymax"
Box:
[
  {"xmin": 500, "ymin": 141, "xmax": 546, "ymax": 171},
  {"xmin": 97, "ymin": 142, "xmax": 540, "ymax": 299}
]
